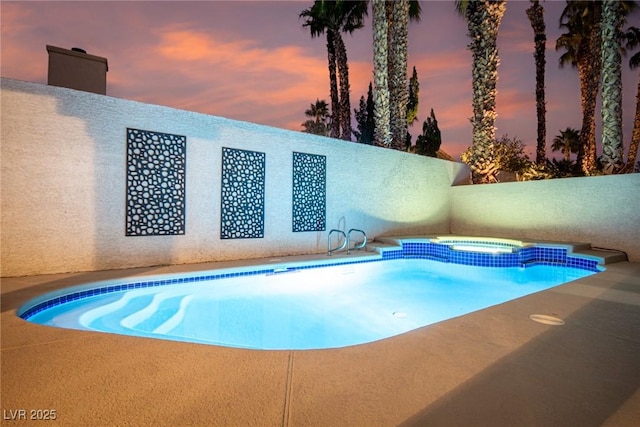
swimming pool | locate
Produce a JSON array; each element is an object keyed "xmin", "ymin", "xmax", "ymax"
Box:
[{"xmin": 20, "ymin": 239, "xmax": 599, "ymax": 350}]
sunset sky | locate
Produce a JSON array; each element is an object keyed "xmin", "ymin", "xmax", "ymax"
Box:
[{"xmin": 2, "ymin": 0, "xmax": 638, "ymax": 160}]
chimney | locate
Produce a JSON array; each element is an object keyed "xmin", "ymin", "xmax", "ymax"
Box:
[{"xmin": 46, "ymin": 45, "xmax": 108, "ymax": 95}]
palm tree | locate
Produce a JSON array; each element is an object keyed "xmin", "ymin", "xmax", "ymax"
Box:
[
  {"xmin": 552, "ymin": 127, "xmax": 580, "ymax": 162},
  {"xmin": 456, "ymin": 0, "xmax": 507, "ymax": 184},
  {"xmin": 301, "ymin": 4, "xmax": 340, "ymax": 139},
  {"xmin": 372, "ymin": 0, "xmax": 391, "ymax": 146},
  {"xmin": 622, "ymin": 26, "xmax": 640, "ymax": 173},
  {"xmin": 526, "ymin": 0, "xmax": 547, "ymax": 166},
  {"xmin": 300, "ymin": 1, "xmax": 368, "ymax": 141},
  {"xmin": 301, "ymin": 99, "xmax": 330, "ymax": 136},
  {"xmin": 307, "ymin": 99, "xmax": 330, "ymax": 122},
  {"xmin": 556, "ymin": 1, "xmax": 603, "ymax": 175}
]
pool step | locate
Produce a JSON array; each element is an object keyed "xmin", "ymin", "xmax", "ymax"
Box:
[
  {"xmin": 81, "ymin": 294, "xmax": 155, "ymax": 333},
  {"xmin": 571, "ymin": 248, "xmax": 627, "ymax": 265},
  {"xmin": 153, "ymin": 295, "xmax": 194, "ymax": 334},
  {"xmin": 121, "ymin": 292, "xmax": 184, "ymax": 332}
]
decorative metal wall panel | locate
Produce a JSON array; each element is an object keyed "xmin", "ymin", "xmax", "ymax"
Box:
[
  {"xmin": 220, "ymin": 147, "xmax": 266, "ymax": 239},
  {"xmin": 126, "ymin": 128, "xmax": 186, "ymax": 236},
  {"xmin": 292, "ymin": 152, "xmax": 326, "ymax": 232}
]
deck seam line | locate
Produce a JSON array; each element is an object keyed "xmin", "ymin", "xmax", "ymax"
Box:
[{"xmin": 282, "ymin": 350, "xmax": 294, "ymax": 427}]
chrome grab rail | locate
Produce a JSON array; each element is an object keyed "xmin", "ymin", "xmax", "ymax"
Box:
[
  {"xmin": 327, "ymin": 229, "xmax": 347, "ymax": 256},
  {"xmin": 347, "ymin": 229, "xmax": 367, "ymax": 254}
]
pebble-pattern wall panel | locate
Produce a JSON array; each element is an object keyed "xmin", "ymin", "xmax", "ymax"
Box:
[
  {"xmin": 221, "ymin": 147, "xmax": 266, "ymax": 239},
  {"xmin": 125, "ymin": 128, "xmax": 186, "ymax": 236},
  {"xmin": 292, "ymin": 152, "xmax": 326, "ymax": 232}
]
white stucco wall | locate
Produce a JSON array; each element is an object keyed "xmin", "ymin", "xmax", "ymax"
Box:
[
  {"xmin": 450, "ymin": 174, "xmax": 640, "ymax": 262},
  {"xmin": 1, "ymin": 78, "xmax": 468, "ymax": 276}
]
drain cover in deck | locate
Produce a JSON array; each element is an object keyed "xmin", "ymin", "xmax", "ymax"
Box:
[{"xmin": 529, "ymin": 314, "xmax": 565, "ymax": 325}]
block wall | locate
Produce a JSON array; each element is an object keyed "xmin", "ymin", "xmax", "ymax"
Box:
[
  {"xmin": 1, "ymin": 78, "xmax": 467, "ymax": 276},
  {"xmin": 450, "ymin": 174, "xmax": 640, "ymax": 262}
]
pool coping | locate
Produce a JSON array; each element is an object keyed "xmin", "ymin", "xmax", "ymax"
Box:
[{"xmin": 2, "ymin": 236, "xmax": 639, "ymax": 426}]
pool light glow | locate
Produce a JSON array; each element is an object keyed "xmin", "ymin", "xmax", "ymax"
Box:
[{"xmin": 450, "ymin": 244, "xmax": 514, "ymax": 254}]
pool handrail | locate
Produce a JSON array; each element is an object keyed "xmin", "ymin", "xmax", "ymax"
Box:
[
  {"xmin": 327, "ymin": 229, "xmax": 347, "ymax": 256},
  {"xmin": 347, "ymin": 229, "xmax": 367, "ymax": 254}
]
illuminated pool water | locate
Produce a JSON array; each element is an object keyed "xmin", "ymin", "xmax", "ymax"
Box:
[{"xmin": 22, "ymin": 257, "xmax": 596, "ymax": 350}]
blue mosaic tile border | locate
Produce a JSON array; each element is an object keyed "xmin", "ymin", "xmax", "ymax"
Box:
[
  {"xmin": 19, "ymin": 259, "xmax": 381, "ymax": 321},
  {"xmin": 20, "ymin": 241, "xmax": 600, "ymax": 321},
  {"xmin": 382, "ymin": 250, "xmax": 403, "ymax": 260},
  {"xmin": 566, "ymin": 257, "xmax": 599, "ymax": 271},
  {"xmin": 20, "ymin": 268, "xmax": 272, "ymax": 320},
  {"xmin": 399, "ymin": 242, "xmax": 599, "ymax": 271}
]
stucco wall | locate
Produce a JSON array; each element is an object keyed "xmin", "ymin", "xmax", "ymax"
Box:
[
  {"xmin": 450, "ymin": 174, "xmax": 640, "ymax": 262},
  {"xmin": 1, "ymin": 78, "xmax": 468, "ymax": 276}
]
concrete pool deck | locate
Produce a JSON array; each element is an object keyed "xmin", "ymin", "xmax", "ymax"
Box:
[{"xmin": 1, "ymin": 254, "xmax": 639, "ymax": 426}]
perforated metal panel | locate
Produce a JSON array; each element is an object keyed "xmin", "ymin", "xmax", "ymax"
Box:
[
  {"xmin": 292, "ymin": 152, "xmax": 326, "ymax": 232},
  {"xmin": 220, "ymin": 147, "xmax": 266, "ymax": 239},
  {"xmin": 125, "ymin": 128, "xmax": 186, "ymax": 236}
]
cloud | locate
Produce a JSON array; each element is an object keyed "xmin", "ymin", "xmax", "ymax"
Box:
[
  {"xmin": 0, "ymin": 3, "xmax": 46, "ymax": 82},
  {"xmin": 1, "ymin": 2, "xmax": 32, "ymax": 34},
  {"xmin": 496, "ymin": 87, "xmax": 535, "ymax": 121},
  {"xmin": 412, "ymin": 51, "xmax": 470, "ymax": 77},
  {"xmin": 88, "ymin": 25, "xmax": 337, "ymax": 132},
  {"xmin": 157, "ymin": 28, "xmax": 325, "ymax": 83}
]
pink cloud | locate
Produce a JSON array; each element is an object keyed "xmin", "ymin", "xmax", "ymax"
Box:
[
  {"xmin": 496, "ymin": 88, "xmax": 535, "ymax": 120},
  {"xmin": 115, "ymin": 27, "xmax": 332, "ymax": 129}
]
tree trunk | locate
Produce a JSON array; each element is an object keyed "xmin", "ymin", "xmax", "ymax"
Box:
[
  {"xmin": 599, "ymin": 0, "xmax": 624, "ymax": 173},
  {"xmin": 385, "ymin": 1, "xmax": 396, "ymax": 145},
  {"xmin": 576, "ymin": 46, "xmax": 602, "ymax": 176},
  {"xmin": 466, "ymin": 0, "xmax": 506, "ymax": 184},
  {"xmin": 621, "ymin": 76, "xmax": 640, "ymax": 173},
  {"xmin": 389, "ymin": 0, "xmax": 410, "ymax": 151},
  {"xmin": 527, "ymin": 0, "xmax": 547, "ymax": 165},
  {"xmin": 580, "ymin": 2, "xmax": 602, "ymax": 175},
  {"xmin": 326, "ymin": 30, "xmax": 340, "ymax": 139},
  {"xmin": 373, "ymin": 0, "xmax": 391, "ymax": 146},
  {"xmin": 333, "ymin": 32, "xmax": 352, "ymax": 141}
]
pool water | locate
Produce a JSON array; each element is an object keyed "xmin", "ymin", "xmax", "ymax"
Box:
[{"xmin": 25, "ymin": 258, "xmax": 596, "ymax": 350}]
